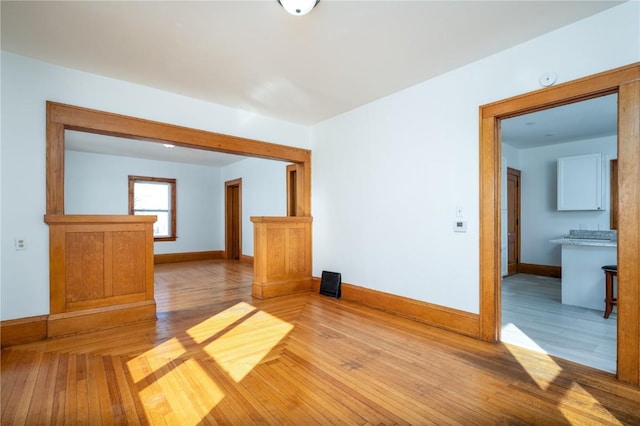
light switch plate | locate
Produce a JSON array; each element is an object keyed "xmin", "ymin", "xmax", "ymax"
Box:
[{"xmin": 453, "ymin": 220, "xmax": 467, "ymax": 232}]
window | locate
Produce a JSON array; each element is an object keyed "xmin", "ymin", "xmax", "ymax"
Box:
[{"xmin": 128, "ymin": 175, "xmax": 176, "ymax": 241}]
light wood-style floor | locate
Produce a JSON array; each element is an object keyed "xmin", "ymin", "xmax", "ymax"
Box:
[
  {"xmin": 501, "ymin": 273, "xmax": 617, "ymax": 373},
  {"xmin": 2, "ymin": 260, "xmax": 639, "ymax": 425}
]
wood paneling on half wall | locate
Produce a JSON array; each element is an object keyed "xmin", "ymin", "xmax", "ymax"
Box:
[
  {"xmin": 251, "ymin": 216, "xmax": 312, "ymax": 299},
  {"xmin": 45, "ymin": 215, "xmax": 156, "ymax": 338}
]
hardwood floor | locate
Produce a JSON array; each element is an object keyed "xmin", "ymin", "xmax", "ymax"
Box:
[
  {"xmin": 501, "ymin": 273, "xmax": 617, "ymax": 373},
  {"xmin": 2, "ymin": 260, "xmax": 639, "ymax": 425}
]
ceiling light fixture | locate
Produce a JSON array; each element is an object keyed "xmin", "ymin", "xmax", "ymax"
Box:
[{"xmin": 278, "ymin": 0, "xmax": 319, "ymax": 16}]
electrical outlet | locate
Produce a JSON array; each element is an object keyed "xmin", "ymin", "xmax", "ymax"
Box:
[
  {"xmin": 456, "ymin": 206, "xmax": 464, "ymax": 218},
  {"xmin": 15, "ymin": 238, "xmax": 26, "ymax": 250}
]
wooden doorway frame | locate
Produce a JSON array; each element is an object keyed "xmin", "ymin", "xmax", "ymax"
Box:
[
  {"xmin": 479, "ymin": 63, "xmax": 640, "ymax": 384},
  {"xmin": 286, "ymin": 163, "xmax": 304, "ymax": 217},
  {"xmin": 45, "ymin": 101, "xmax": 312, "ymax": 324},
  {"xmin": 46, "ymin": 102, "xmax": 312, "ymax": 216},
  {"xmin": 225, "ymin": 178, "xmax": 242, "ymax": 260},
  {"xmin": 506, "ymin": 167, "xmax": 521, "ymax": 276}
]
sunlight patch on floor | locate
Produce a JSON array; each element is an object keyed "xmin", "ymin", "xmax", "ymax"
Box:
[
  {"xmin": 126, "ymin": 302, "xmax": 294, "ymax": 423},
  {"xmin": 558, "ymin": 382, "xmax": 623, "ymax": 425},
  {"xmin": 128, "ymin": 337, "xmax": 187, "ymax": 383},
  {"xmin": 139, "ymin": 357, "xmax": 225, "ymax": 425},
  {"xmin": 503, "ymin": 322, "xmax": 562, "ymax": 390},
  {"xmin": 187, "ymin": 301, "xmax": 257, "ymax": 344},
  {"xmin": 204, "ymin": 309, "xmax": 294, "ymax": 382}
]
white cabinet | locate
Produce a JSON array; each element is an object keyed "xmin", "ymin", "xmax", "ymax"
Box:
[{"xmin": 557, "ymin": 153, "xmax": 603, "ymax": 211}]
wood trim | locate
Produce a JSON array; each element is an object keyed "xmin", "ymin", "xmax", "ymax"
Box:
[
  {"xmin": 225, "ymin": 178, "xmax": 242, "ymax": 260},
  {"xmin": 47, "ymin": 101, "xmax": 311, "ymax": 165},
  {"xmin": 0, "ymin": 315, "xmax": 48, "ymax": 348},
  {"xmin": 154, "ymin": 250, "xmax": 224, "ymax": 264},
  {"xmin": 480, "ymin": 63, "xmax": 639, "ymax": 118},
  {"xmin": 46, "ymin": 110, "xmax": 65, "ymax": 215},
  {"xmin": 312, "ymin": 277, "xmax": 479, "ymax": 338},
  {"xmin": 45, "ymin": 214, "xmax": 158, "ymax": 224},
  {"xmin": 46, "ymin": 99, "xmax": 311, "ymax": 219},
  {"xmin": 479, "ymin": 62, "xmax": 640, "ymax": 384},
  {"xmin": 517, "ymin": 263, "xmax": 561, "ymax": 278},
  {"xmin": 506, "ymin": 167, "xmax": 521, "ymax": 276},
  {"xmin": 128, "ymin": 175, "xmax": 177, "ymax": 241},
  {"xmin": 611, "ymin": 159, "xmax": 618, "ymax": 230},
  {"xmin": 240, "ymin": 254, "xmax": 254, "ymax": 265},
  {"xmin": 617, "ymin": 79, "xmax": 640, "ymax": 384},
  {"xmin": 479, "ymin": 110, "xmax": 501, "ymax": 343},
  {"xmin": 252, "ymin": 278, "xmax": 313, "ymax": 299},
  {"xmin": 47, "ymin": 301, "xmax": 156, "ymax": 338},
  {"xmin": 286, "ymin": 163, "xmax": 305, "ymax": 216},
  {"xmin": 287, "ymin": 164, "xmax": 296, "ymax": 216},
  {"xmin": 251, "ymin": 216, "xmax": 313, "ymax": 223}
]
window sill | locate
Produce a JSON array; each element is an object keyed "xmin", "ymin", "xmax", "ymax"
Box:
[{"xmin": 154, "ymin": 236, "xmax": 177, "ymax": 242}]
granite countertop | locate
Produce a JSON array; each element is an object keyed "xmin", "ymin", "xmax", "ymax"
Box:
[{"xmin": 550, "ymin": 229, "xmax": 617, "ymax": 247}]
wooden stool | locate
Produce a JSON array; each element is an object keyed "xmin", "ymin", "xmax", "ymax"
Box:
[{"xmin": 601, "ymin": 265, "xmax": 617, "ymax": 319}]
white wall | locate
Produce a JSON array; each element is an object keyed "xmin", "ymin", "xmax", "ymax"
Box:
[
  {"xmin": 1, "ymin": 2, "xmax": 638, "ymax": 321},
  {"xmin": 0, "ymin": 52, "xmax": 308, "ymax": 321},
  {"xmin": 518, "ymin": 135, "xmax": 617, "ymax": 266},
  {"xmin": 65, "ymin": 150, "xmax": 287, "ymax": 257},
  {"xmin": 65, "ymin": 150, "xmax": 224, "ymax": 255},
  {"xmin": 221, "ymin": 157, "xmax": 288, "ymax": 256},
  {"xmin": 311, "ymin": 2, "xmax": 639, "ymax": 313},
  {"xmin": 502, "ymin": 144, "xmax": 521, "ymax": 171}
]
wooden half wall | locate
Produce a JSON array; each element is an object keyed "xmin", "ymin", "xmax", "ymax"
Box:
[
  {"xmin": 251, "ymin": 216, "xmax": 313, "ymax": 299},
  {"xmin": 44, "ymin": 215, "xmax": 157, "ymax": 337}
]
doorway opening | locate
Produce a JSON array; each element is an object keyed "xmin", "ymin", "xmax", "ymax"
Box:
[
  {"xmin": 506, "ymin": 167, "xmax": 521, "ymax": 277},
  {"xmin": 287, "ymin": 164, "xmax": 298, "ymax": 216},
  {"xmin": 479, "ymin": 63, "xmax": 640, "ymax": 385},
  {"xmin": 225, "ymin": 178, "xmax": 242, "ymax": 260},
  {"xmin": 499, "ymin": 95, "xmax": 618, "ymax": 373}
]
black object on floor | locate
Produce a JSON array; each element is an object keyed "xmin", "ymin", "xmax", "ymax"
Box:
[{"xmin": 320, "ymin": 271, "xmax": 342, "ymax": 299}]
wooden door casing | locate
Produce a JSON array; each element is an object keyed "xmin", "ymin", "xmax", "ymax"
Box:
[
  {"xmin": 225, "ymin": 179, "xmax": 242, "ymax": 260},
  {"xmin": 480, "ymin": 63, "xmax": 640, "ymax": 385},
  {"xmin": 506, "ymin": 168, "xmax": 521, "ymax": 276},
  {"xmin": 610, "ymin": 159, "xmax": 618, "ymax": 230}
]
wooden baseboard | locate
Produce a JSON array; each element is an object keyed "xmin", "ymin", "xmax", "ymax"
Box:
[
  {"xmin": 240, "ymin": 255, "xmax": 254, "ymax": 265},
  {"xmin": 154, "ymin": 250, "xmax": 224, "ymax": 264},
  {"xmin": 0, "ymin": 315, "xmax": 48, "ymax": 348},
  {"xmin": 517, "ymin": 263, "xmax": 562, "ymax": 278},
  {"xmin": 252, "ymin": 277, "xmax": 312, "ymax": 300},
  {"xmin": 311, "ymin": 277, "xmax": 480, "ymax": 338},
  {"xmin": 47, "ymin": 301, "xmax": 156, "ymax": 338}
]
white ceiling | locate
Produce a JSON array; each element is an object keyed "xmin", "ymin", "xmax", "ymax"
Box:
[
  {"xmin": 65, "ymin": 130, "xmax": 251, "ymax": 167},
  {"xmin": 1, "ymin": 1, "xmax": 623, "ymax": 165},
  {"xmin": 501, "ymin": 94, "xmax": 618, "ymax": 150}
]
